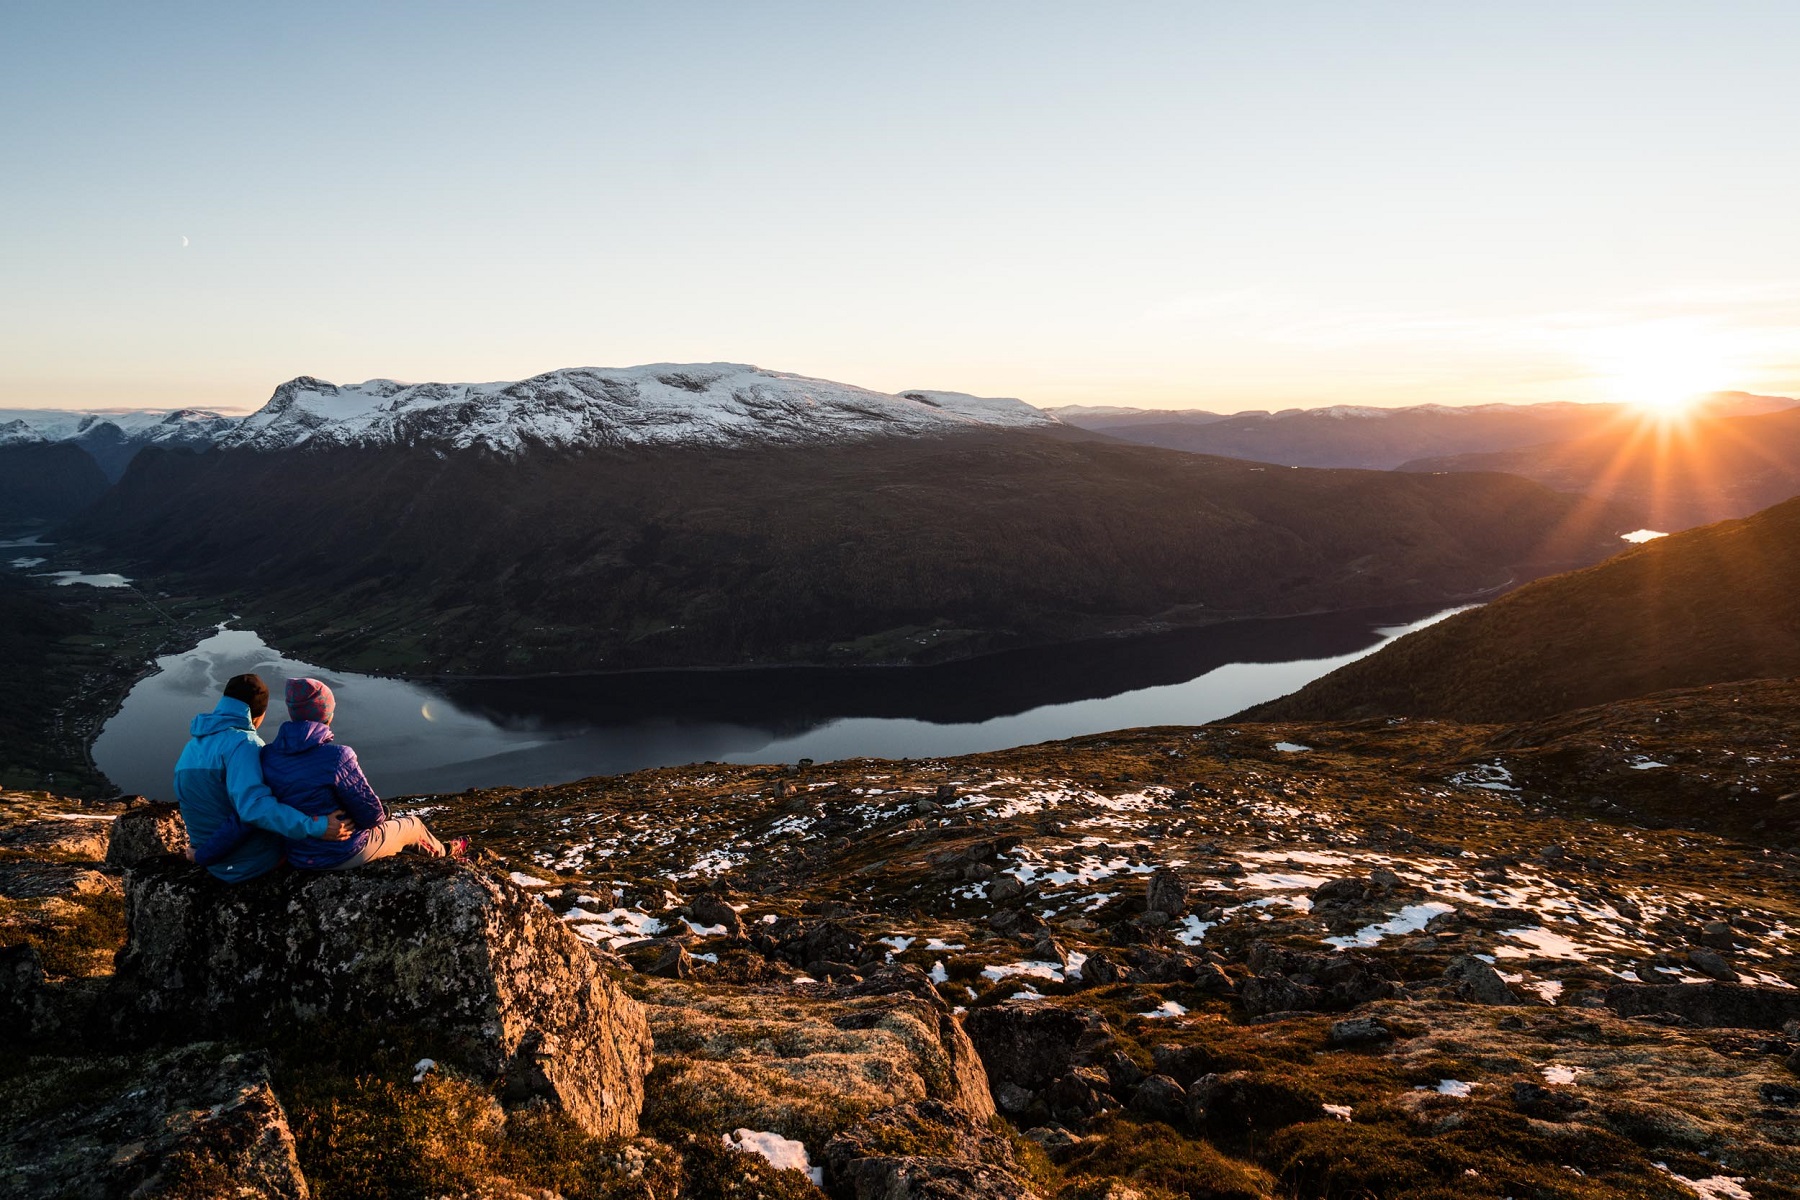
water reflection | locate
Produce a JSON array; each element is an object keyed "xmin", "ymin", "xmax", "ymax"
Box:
[{"xmin": 95, "ymin": 605, "xmax": 1467, "ymax": 799}]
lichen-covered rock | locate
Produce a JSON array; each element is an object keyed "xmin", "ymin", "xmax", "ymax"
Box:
[
  {"xmin": 1606, "ymin": 981, "xmax": 1800, "ymax": 1029},
  {"xmin": 108, "ymin": 856, "xmax": 652, "ymax": 1137},
  {"xmin": 635, "ymin": 970, "xmax": 995, "ymax": 1154},
  {"xmin": 822, "ymin": 1099, "xmax": 1041, "ymax": 1200},
  {"xmin": 0, "ymin": 1043, "xmax": 307, "ymax": 1199},
  {"xmin": 104, "ymin": 801, "xmax": 189, "ymax": 869}
]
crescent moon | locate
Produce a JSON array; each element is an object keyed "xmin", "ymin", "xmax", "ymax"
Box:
[{"xmin": 181, "ymin": 236, "xmax": 189, "ymax": 247}]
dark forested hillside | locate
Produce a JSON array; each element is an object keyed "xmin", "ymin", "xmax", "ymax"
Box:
[
  {"xmin": 65, "ymin": 431, "xmax": 1632, "ymax": 675},
  {"xmin": 1243, "ymin": 494, "xmax": 1800, "ymax": 724}
]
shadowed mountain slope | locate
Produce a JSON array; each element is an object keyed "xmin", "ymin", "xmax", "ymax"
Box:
[
  {"xmin": 1243, "ymin": 494, "xmax": 1800, "ymax": 724},
  {"xmin": 63, "ymin": 431, "xmax": 1630, "ymax": 675},
  {"xmin": 0, "ymin": 443, "xmax": 109, "ymax": 523}
]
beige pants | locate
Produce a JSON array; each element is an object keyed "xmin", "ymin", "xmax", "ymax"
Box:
[{"xmin": 329, "ymin": 815, "xmax": 445, "ymax": 869}]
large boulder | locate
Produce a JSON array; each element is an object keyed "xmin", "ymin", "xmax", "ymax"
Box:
[
  {"xmin": 0, "ymin": 1043, "xmax": 307, "ymax": 1199},
  {"xmin": 1606, "ymin": 982, "xmax": 1800, "ymax": 1030},
  {"xmin": 104, "ymin": 801, "xmax": 190, "ymax": 869},
  {"xmin": 108, "ymin": 856, "xmax": 653, "ymax": 1138}
]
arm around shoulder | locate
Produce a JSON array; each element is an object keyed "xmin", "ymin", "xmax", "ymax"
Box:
[{"xmin": 227, "ymin": 736, "xmax": 329, "ymax": 840}]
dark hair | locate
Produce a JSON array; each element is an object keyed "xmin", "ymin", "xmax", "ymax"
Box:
[{"xmin": 223, "ymin": 673, "xmax": 270, "ymax": 720}]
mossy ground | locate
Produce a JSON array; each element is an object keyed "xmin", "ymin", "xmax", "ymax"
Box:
[{"xmin": 3, "ymin": 682, "xmax": 1798, "ymax": 1196}]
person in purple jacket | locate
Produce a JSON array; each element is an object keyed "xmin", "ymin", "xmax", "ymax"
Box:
[{"xmin": 262, "ymin": 677, "xmax": 467, "ymax": 869}]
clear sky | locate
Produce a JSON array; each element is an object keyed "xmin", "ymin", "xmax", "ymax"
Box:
[{"xmin": 4, "ymin": 1, "xmax": 1799, "ymax": 413}]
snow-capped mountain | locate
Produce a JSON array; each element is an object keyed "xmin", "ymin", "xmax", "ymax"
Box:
[
  {"xmin": 222, "ymin": 364, "xmax": 1058, "ymax": 454},
  {"xmin": 0, "ymin": 408, "xmax": 240, "ymax": 479}
]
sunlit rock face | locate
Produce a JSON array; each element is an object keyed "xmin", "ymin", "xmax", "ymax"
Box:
[{"xmin": 108, "ymin": 855, "xmax": 654, "ymax": 1138}]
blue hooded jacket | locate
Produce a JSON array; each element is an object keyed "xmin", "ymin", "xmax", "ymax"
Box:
[
  {"xmin": 260, "ymin": 720, "xmax": 386, "ymax": 870},
  {"xmin": 173, "ymin": 696, "xmax": 331, "ymax": 882}
]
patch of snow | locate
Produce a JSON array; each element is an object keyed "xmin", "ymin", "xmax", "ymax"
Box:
[
  {"xmin": 982, "ymin": 960, "xmax": 1073, "ymax": 984},
  {"xmin": 412, "ymin": 1058, "xmax": 436, "ymax": 1083},
  {"xmin": 1655, "ymin": 1165, "xmax": 1753, "ymax": 1200},
  {"xmin": 508, "ymin": 871, "xmax": 553, "ymax": 888},
  {"xmin": 1324, "ymin": 902, "xmax": 1455, "ymax": 949},
  {"xmin": 723, "ymin": 1129, "xmax": 822, "ymax": 1186},
  {"xmin": 1273, "ymin": 742, "xmax": 1312, "ymax": 753},
  {"xmin": 1322, "ymin": 1103, "xmax": 1353, "ymax": 1121},
  {"xmin": 930, "ymin": 961, "xmax": 949, "ymax": 985},
  {"xmin": 1140, "ymin": 1000, "xmax": 1188, "ymax": 1019},
  {"xmin": 1433, "ymin": 1079, "xmax": 1475, "ymax": 1098},
  {"xmin": 1622, "ymin": 529, "xmax": 1668, "ymax": 543},
  {"xmin": 1541, "ymin": 1064, "xmax": 1585, "ymax": 1085},
  {"xmin": 1630, "ymin": 759, "xmax": 1669, "ymax": 771},
  {"xmin": 1175, "ymin": 914, "xmax": 1215, "ymax": 946}
]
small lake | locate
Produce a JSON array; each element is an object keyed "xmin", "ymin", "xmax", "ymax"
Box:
[{"xmin": 94, "ymin": 605, "xmax": 1466, "ymax": 799}]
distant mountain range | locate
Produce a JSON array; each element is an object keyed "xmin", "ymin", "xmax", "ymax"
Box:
[
  {"xmin": 1243, "ymin": 492, "xmax": 1800, "ymax": 724},
  {"xmin": 0, "ymin": 408, "xmax": 236, "ymax": 480},
  {"xmin": 1396, "ymin": 405, "xmax": 1800, "ymax": 530},
  {"xmin": 1050, "ymin": 392, "xmax": 1799, "ymax": 471},
  {"xmin": 57, "ymin": 364, "xmax": 1635, "ymax": 675}
]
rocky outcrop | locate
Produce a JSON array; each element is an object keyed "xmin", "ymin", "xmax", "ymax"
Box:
[
  {"xmin": 104, "ymin": 800, "xmax": 189, "ymax": 869},
  {"xmin": 1606, "ymin": 981, "xmax": 1800, "ymax": 1029},
  {"xmin": 823, "ymin": 1100, "xmax": 1041, "ymax": 1200},
  {"xmin": 108, "ymin": 856, "xmax": 653, "ymax": 1137},
  {"xmin": 636, "ymin": 966, "xmax": 995, "ymax": 1154},
  {"xmin": 1239, "ymin": 942, "xmax": 1395, "ymax": 1014},
  {"xmin": 0, "ymin": 1043, "xmax": 307, "ymax": 1199}
]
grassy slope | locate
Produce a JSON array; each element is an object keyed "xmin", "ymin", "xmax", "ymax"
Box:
[
  {"xmin": 64, "ymin": 431, "xmax": 1631, "ymax": 675},
  {"xmin": 1244, "ymin": 494, "xmax": 1800, "ymax": 724}
]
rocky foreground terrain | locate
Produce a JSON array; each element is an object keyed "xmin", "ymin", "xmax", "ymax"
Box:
[{"xmin": 4, "ymin": 681, "xmax": 1799, "ymax": 1199}]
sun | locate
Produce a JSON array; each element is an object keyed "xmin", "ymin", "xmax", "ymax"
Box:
[{"xmin": 1585, "ymin": 322, "xmax": 1729, "ymax": 418}]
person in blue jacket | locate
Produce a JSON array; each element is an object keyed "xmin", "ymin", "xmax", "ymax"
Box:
[
  {"xmin": 174, "ymin": 673, "xmax": 352, "ymax": 882},
  {"xmin": 262, "ymin": 677, "xmax": 465, "ymax": 869}
]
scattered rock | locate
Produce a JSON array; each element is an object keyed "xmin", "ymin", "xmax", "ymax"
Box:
[
  {"xmin": 1313, "ymin": 877, "xmax": 1365, "ymax": 904},
  {"xmin": 964, "ymin": 1002, "xmax": 1116, "ymax": 1094},
  {"xmin": 988, "ymin": 875, "xmax": 1027, "ymax": 904},
  {"xmin": 824, "ymin": 1099, "xmax": 1041, "ymax": 1200},
  {"xmin": 1187, "ymin": 1070, "xmax": 1323, "ymax": 1135},
  {"xmin": 103, "ymin": 802, "xmax": 189, "ymax": 870},
  {"xmin": 1127, "ymin": 1074, "xmax": 1187, "ymax": 1123},
  {"xmin": 1686, "ymin": 948, "xmax": 1739, "ymax": 983},
  {"xmin": 1327, "ymin": 1017, "xmax": 1393, "ymax": 1048},
  {"xmin": 108, "ymin": 856, "xmax": 652, "ymax": 1138},
  {"xmin": 688, "ymin": 894, "xmax": 744, "ymax": 938},
  {"xmin": 1044, "ymin": 1066, "xmax": 1119, "ymax": 1123},
  {"xmin": 1606, "ymin": 982, "xmax": 1800, "ymax": 1030},
  {"xmin": 649, "ymin": 943, "xmax": 696, "ymax": 979},
  {"xmin": 1145, "ymin": 868, "xmax": 1188, "ymax": 917},
  {"xmin": 1239, "ymin": 974, "xmax": 1320, "ymax": 1016},
  {"xmin": 0, "ymin": 1043, "xmax": 308, "ymax": 1200},
  {"xmin": 1444, "ymin": 955, "xmax": 1518, "ymax": 1005}
]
